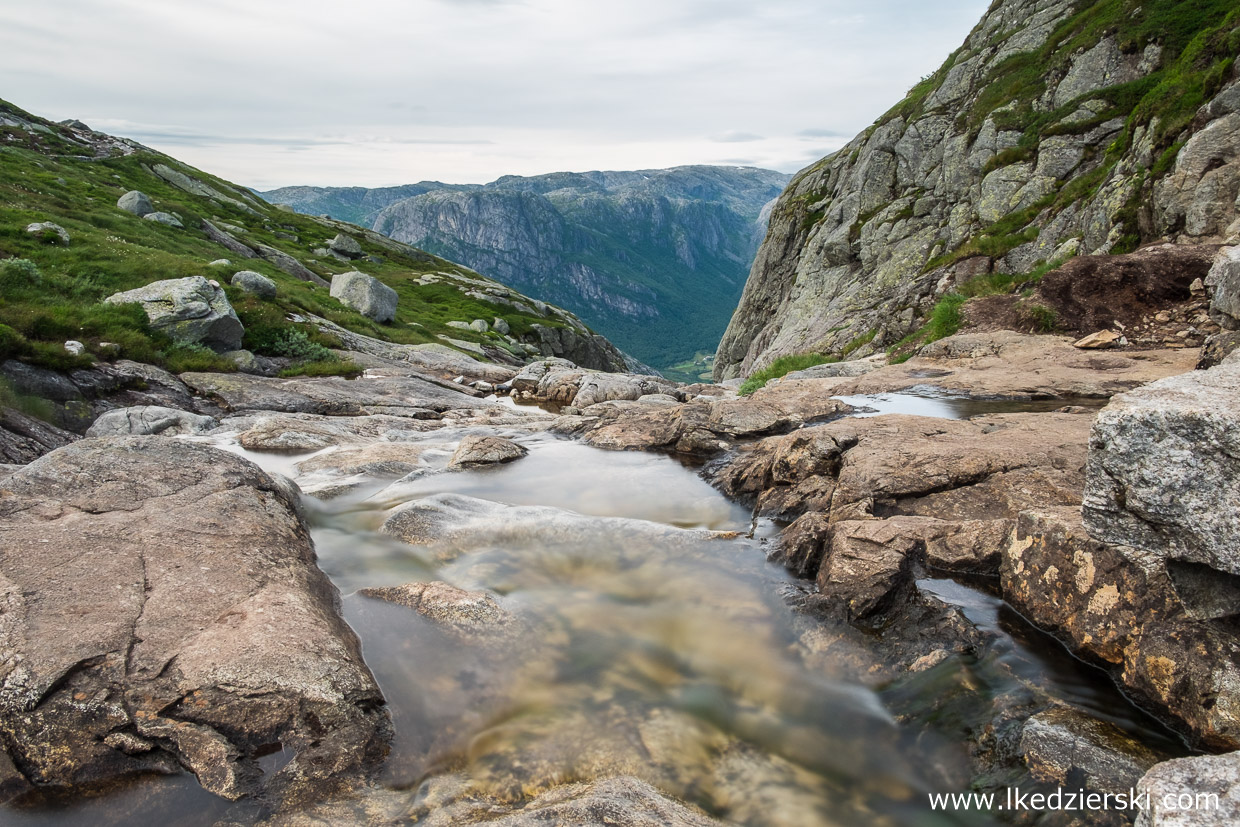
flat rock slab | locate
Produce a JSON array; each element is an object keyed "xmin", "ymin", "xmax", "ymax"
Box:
[
  {"xmin": 182, "ymin": 371, "xmax": 491, "ymax": 416},
  {"xmin": 826, "ymin": 331, "xmax": 1198, "ymax": 399},
  {"xmin": 0, "ymin": 437, "xmax": 389, "ymax": 808}
]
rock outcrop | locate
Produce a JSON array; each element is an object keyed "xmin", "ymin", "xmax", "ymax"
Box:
[
  {"xmin": 0, "ymin": 438, "xmax": 390, "ymax": 807},
  {"xmin": 716, "ymin": 1, "xmax": 1240, "ymax": 379},
  {"xmin": 105, "ymin": 276, "xmax": 244, "ymax": 350}
]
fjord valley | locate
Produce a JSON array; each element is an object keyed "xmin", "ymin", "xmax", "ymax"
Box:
[
  {"xmin": 2, "ymin": 0, "xmax": 1240, "ymax": 824},
  {"xmin": 264, "ymin": 166, "xmax": 791, "ymax": 379}
]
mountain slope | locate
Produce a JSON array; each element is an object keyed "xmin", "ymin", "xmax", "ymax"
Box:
[
  {"xmin": 266, "ymin": 166, "xmax": 791, "ymax": 370},
  {"xmin": 0, "ymin": 96, "xmax": 630, "ymax": 384},
  {"xmin": 715, "ymin": 0, "xmax": 1240, "ymax": 379}
]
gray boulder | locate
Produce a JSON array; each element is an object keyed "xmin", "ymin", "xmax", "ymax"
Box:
[
  {"xmin": 447, "ymin": 434, "xmax": 527, "ymax": 468},
  {"xmin": 0, "ymin": 437, "xmax": 390, "ymax": 807},
  {"xmin": 1020, "ymin": 707, "xmax": 1162, "ymax": 796},
  {"xmin": 327, "ymin": 233, "xmax": 364, "ymax": 259},
  {"xmin": 330, "ymin": 271, "xmax": 397, "ymax": 323},
  {"xmin": 509, "ymin": 358, "xmax": 579, "ymax": 395},
  {"xmin": 116, "ymin": 190, "xmax": 154, "ymax": 217},
  {"xmin": 143, "ymin": 211, "xmax": 183, "ymax": 228},
  {"xmin": 231, "ymin": 269, "xmax": 277, "ymax": 298},
  {"xmin": 571, "ymin": 372, "xmax": 679, "ymax": 408},
  {"xmin": 1083, "ymin": 360, "xmax": 1240, "ymax": 579},
  {"xmin": 1136, "ymin": 752, "xmax": 1240, "ymax": 827},
  {"xmin": 469, "ymin": 319, "xmax": 489, "ymax": 333},
  {"xmin": 105, "ymin": 276, "xmax": 244, "ymax": 350},
  {"xmin": 24, "ymin": 222, "xmax": 69, "ymax": 244},
  {"xmin": 85, "ymin": 405, "xmax": 217, "ymax": 437},
  {"xmin": 492, "ymin": 317, "xmax": 511, "ymax": 335},
  {"xmin": 1207, "ymin": 246, "xmax": 1240, "ymax": 330}
]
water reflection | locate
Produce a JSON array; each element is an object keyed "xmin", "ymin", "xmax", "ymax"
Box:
[{"xmin": 833, "ymin": 385, "xmax": 1107, "ymax": 420}]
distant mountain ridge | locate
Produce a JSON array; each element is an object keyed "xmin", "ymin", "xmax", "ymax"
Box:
[{"xmin": 263, "ymin": 165, "xmax": 791, "ymax": 368}]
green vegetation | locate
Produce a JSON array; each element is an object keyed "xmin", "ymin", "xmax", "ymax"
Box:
[
  {"xmin": 841, "ymin": 329, "xmax": 877, "ymax": 356},
  {"xmin": 0, "ymin": 96, "xmax": 569, "ymax": 380},
  {"xmin": 864, "ymin": 1, "xmax": 1240, "ymax": 269},
  {"xmin": 738, "ymin": 353, "xmax": 839, "ymax": 396}
]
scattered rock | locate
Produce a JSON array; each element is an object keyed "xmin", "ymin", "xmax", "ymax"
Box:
[
  {"xmin": 24, "ymin": 222, "xmax": 69, "ymax": 244},
  {"xmin": 143, "ymin": 211, "xmax": 183, "ymax": 228},
  {"xmin": 1073, "ymin": 330, "xmax": 1122, "ymax": 349},
  {"xmin": 469, "ymin": 319, "xmax": 489, "ymax": 333},
  {"xmin": 327, "ymin": 234, "xmax": 364, "ymax": 259},
  {"xmin": 85, "ymin": 405, "xmax": 217, "ymax": 437},
  {"xmin": 116, "ymin": 190, "xmax": 154, "ymax": 216},
  {"xmin": 63, "ymin": 340, "xmax": 85, "ymax": 356},
  {"xmin": 492, "ymin": 317, "xmax": 510, "ymax": 335},
  {"xmin": 105, "ymin": 276, "xmax": 244, "ymax": 350},
  {"xmin": 447, "ymin": 434, "xmax": 527, "ymax": 468},
  {"xmin": 231, "ymin": 269, "xmax": 277, "ymax": 298},
  {"xmin": 330, "ymin": 271, "xmax": 398, "ymax": 323}
]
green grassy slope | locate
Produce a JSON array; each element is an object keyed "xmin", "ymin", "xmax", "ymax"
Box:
[{"xmin": 0, "ymin": 97, "xmax": 576, "ymax": 377}]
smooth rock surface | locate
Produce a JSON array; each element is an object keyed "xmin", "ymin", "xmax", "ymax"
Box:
[
  {"xmin": 85, "ymin": 405, "xmax": 217, "ymax": 437},
  {"xmin": 0, "ymin": 438, "xmax": 390, "ymax": 808},
  {"xmin": 1136, "ymin": 752, "xmax": 1240, "ymax": 827}
]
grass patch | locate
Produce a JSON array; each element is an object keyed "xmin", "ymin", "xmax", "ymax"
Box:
[
  {"xmin": 739, "ymin": 353, "xmax": 840, "ymax": 396},
  {"xmin": 841, "ymin": 329, "xmax": 877, "ymax": 356}
]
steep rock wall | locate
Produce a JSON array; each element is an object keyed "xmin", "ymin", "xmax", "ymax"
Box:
[{"xmin": 716, "ymin": 0, "xmax": 1240, "ymax": 379}]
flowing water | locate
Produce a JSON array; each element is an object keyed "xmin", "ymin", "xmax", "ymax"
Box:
[{"xmin": 6, "ymin": 416, "xmax": 1185, "ymax": 826}]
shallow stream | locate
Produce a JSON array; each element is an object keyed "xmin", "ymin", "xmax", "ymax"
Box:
[{"xmin": 7, "ymin": 419, "xmax": 1185, "ymax": 826}]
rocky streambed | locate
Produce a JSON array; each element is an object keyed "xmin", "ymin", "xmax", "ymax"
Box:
[{"xmin": 1, "ymin": 327, "xmax": 1238, "ymax": 826}]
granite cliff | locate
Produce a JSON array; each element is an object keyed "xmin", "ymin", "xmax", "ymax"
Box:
[
  {"xmin": 716, "ymin": 0, "xmax": 1240, "ymax": 379},
  {"xmin": 266, "ymin": 166, "xmax": 790, "ymax": 371}
]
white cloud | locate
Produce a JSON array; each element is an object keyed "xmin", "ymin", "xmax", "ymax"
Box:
[{"xmin": 0, "ymin": 0, "xmax": 990, "ymax": 187}]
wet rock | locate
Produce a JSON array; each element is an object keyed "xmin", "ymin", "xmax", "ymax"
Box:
[
  {"xmin": 1083, "ymin": 361, "xmax": 1240, "ymax": 578},
  {"xmin": 116, "ymin": 190, "xmax": 154, "ymax": 216},
  {"xmin": 295, "ymin": 442, "xmax": 429, "ymax": 477},
  {"xmin": 1003, "ymin": 508, "xmax": 1240, "ymax": 749},
  {"xmin": 0, "ymin": 437, "xmax": 390, "ymax": 809},
  {"xmin": 85, "ymin": 405, "xmax": 217, "ymax": 437},
  {"xmin": 382, "ymin": 493, "xmax": 717, "ymax": 559},
  {"xmin": 330, "ymin": 271, "xmax": 397, "ymax": 323},
  {"xmin": 1136, "ymin": 752, "xmax": 1240, "ymax": 827},
  {"xmin": 105, "ymin": 276, "xmax": 244, "ymax": 350},
  {"xmin": 233, "ymin": 413, "xmax": 444, "ymax": 452},
  {"xmin": 231, "ymin": 269, "xmax": 277, "ymax": 298},
  {"xmin": 358, "ymin": 581, "xmax": 514, "ymax": 634},
  {"xmin": 1020, "ymin": 707, "xmax": 1162, "ymax": 795},
  {"xmin": 816, "ymin": 519, "xmax": 923, "ymax": 625},
  {"xmin": 447, "ymin": 434, "xmax": 527, "ymax": 468}
]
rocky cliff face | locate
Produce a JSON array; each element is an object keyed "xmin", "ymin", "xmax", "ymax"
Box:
[
  {"xmin": 716, "ymin": 0, "xmax": 1240, "ymax": 380},
  {"xmin": 268, "ymin": 167, "xmax": 790, "ymax": 369}
]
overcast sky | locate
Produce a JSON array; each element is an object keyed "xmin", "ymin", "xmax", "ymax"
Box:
[{"xmin": 2, "ymin": 0, "xmax": 989, "ymax": 190}]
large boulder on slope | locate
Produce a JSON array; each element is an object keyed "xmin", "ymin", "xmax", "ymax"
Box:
[
  {"xmin": 0, "ymin": 437, "xmax": 390, "ymax": 807},
  {"xmin": 330, "ymin": 271, "xmax": 397, "ymax": 322},
  {"xmin": 116, "ymin": 190, "xmax": 154, "ymax": 217},
  {"xmin": 105, "ymin": 276, "xmax": 243, "ymax": 350}
]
